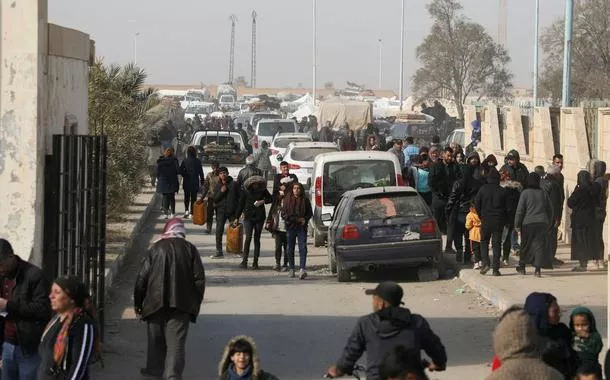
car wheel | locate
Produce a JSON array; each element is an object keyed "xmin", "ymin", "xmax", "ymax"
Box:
[
  {"xmin": 313, "ymin": 228, "xmax": 325, "ymax": 247},
  {"xmin": 417, "ymin": 265, "xmax": 439, "ymax": 282},
  {"xmin": 328, "ymin": 247, "xmax": 337, "ymax": 274},
  {"xmin": 336, "ymin": 257, "xmax": 351, "ymax": 282}
]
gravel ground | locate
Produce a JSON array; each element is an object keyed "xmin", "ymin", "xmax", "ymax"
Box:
[{"xmin": 94, "ymin": 196, "xmax": 501, "ymax": 380}]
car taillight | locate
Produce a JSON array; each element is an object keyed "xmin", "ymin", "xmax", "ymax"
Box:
[
  {"xmin": 315, "ymin": 176, "xmax": 322, "ymax": 208},
  {"xmin": 342, "ymin": 224, "xmax": 360, "ymax": 240},
  {"xmin": 420, "ymin": 218, "xmax": 436, "ymax": 234},
  {"xmin": 253, "ymin": 136, "xmax": 259, "ymax": 149},
  {"xmin": 396, "ymin": 173, "xmax": 405, "ymax": 186},
  {"xmin": 288, "ymin": 163, "xmax": 301, "ymax": 169}
]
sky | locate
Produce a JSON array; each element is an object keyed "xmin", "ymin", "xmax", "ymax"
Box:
[{"xmin": 48, "ymin": 0, "xmax": 567, "ymax": 92}]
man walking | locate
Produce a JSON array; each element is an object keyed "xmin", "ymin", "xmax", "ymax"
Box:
[
  {"xmin": 326, "ymin": 282, "xmax": 447, "ymax": 380},
  {"xmin": 237, "ymin": 156, "xmax": 263, "ymax": 191},
  {"xmin": 135, "ymin": 219, "xmax": 206, "ymax": 380},
  {"xmin": 202, "ymin": 161, "xmax": 221, "ymax": 235},
  {"xmin": 272, "ymin": 161, "xmax": 298, "ymax": 199},
  {"xmin": 428, "ymin": 147, "xmax": 460, "ymax": 252},
  {"xmin": 388, "ymin": 139, "xmax": 405, "ymax": 169},
  {"xmin": 403, "ymin": 136, "xmax": 419, "ymax": 169},
  {"xmin": 0, "ymin": 239, "xmax": 51, "ymax": 380},
  {"xmin": 211, "ymin": 167, "xmax": 239, "ymax": 258}
]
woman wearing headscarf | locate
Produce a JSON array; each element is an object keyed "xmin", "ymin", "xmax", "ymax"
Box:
[
  {"xmin": 514, "ymin": 172, "xmax": 553, "ymax": 277},
  {"xmin": 38, "ymin": 276, "xmax": 96, "ymax": 380},
  {"xmin": 568, "ymin": 170, "xmax": 601, "ymax": 272},
  {"xmin": 523, "ymin": 292, "xmax": 578, "ymax": 379},
  {"xmin": 500, "ymin": 168, "xmax": 522, "ymax": 266},
  {"xmin": 156, "ymin": 148, "xmax": 180, "ymax": 219},
  {"xmin": 281, "ymin": 183, "xmax": 313, "ymax": 279},
  {"xmin": 179, "ymin": 146, "xmax": 204, "ymax": 218},
  {"xmin": 340, "ymin": 130, "xmax": 358, "ymax": 151}
]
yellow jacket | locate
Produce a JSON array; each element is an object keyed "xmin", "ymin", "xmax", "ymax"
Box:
[{"xmin": 465, "ymin": 210, "xmax": 481, "ymax": 242}]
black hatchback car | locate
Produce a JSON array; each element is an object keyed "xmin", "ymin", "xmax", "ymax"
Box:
[{"xmin": 324, "ymin": 186, "xmax": 443, "ymax": 282}]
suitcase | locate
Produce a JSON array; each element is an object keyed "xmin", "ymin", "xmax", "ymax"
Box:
[
  {"xmin": 226, "ymin": 223, "xmax": 244, "ymax": 254},
  {"xmin": 192, "ymin": 199, "xmax": 207, "ymax": 226}
]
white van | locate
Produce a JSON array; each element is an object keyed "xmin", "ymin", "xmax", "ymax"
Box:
[
  {"xmin": 309, "ymin": 151, "xmax": 406, "ymax": 246},
  {"xmin": 253, "ymin": 119, "xmax": 298, "ymax": 153}
]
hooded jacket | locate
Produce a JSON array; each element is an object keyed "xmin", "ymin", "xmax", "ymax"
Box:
[
  {"xmin": 569, "ymin": 306, "xmax": 603, "ymax": 370},
  {"xmin": 474, "ymin": 169, "xmax": 507, "ymax": 226},
  {"xmin": 156, "ymin": 156, "xmax": 180, "ymax": 194},
  {"xmin": 335, "ymin": 306, "xmax": 447, "ymax": 380},
  {"xmin": 568, "ymin": 171, "xmax": 599, "ymax": 228},
  {"xmin": 428, "ymin": 159, "xmax": 460, "ymax": 198},
  {"xmin": 134, "ymin": 238, "xmax": 206, "ymax": 322},
  {"xmin": 237, "ymin": 165, "xmax": 264, "ymax": 191},
  {"xmin": 446, "ymin": 165, "xmax": 483, "ymax": 217},
  {"xmin": 218, "ymin": 336, "xmax": 279, "ymax": 380},
  {"xmin": 501, "ymin": 180, "xmax": 522, "ymax": 227},
  {"xmin": 486, "ymin": 310, "xmax": 563, "ymax": 380},
  {"xmin": 179, "ymin": 156, "xmax": 204, "ymax": 193},
  {"xmin": 235, "ymin": 176, "xmax": 273, "ymax": 222},
  {"xmin": 214, "ymin": 176, "xmax": 239, "ymax": 218},
  {"xmin": 500, "ymin": 150, "xmax": 529, "ymax": 186}
]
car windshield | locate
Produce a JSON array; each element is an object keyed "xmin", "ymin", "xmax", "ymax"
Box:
[
  {"xmin": 290, "ymin": 147, "xmax": 339, "ymax": 161},
  {"xmin": 349, "ymin": 193, "xmax": 428, "ymax": 221},
  {"xmin": 257, "ymin": 122, "xmax": 296, "ymax": 136},
  {"xmin": 185, "ymin": 106, "xmax": 207, "ymax": 114},
  {"xmin": 390, "ymin": 124, "xmax": 410, "ymax": 137},
  {"xmin": 251, "ymin": 114, "xmax": 281, "ymax": 126},
  {"xmin": 322, "ymin": 160, "xmax": 396, "ymax": 206},
  {"xmin": 195, "ymin": 134, "xmax": 244, "ymax": 150},
  {"xmin": 220, "ymin": 95, "xmax": 234, "ymax": 103},
  {"xmin": 274, "ymin": 137, "xmax": 312, "ymax": 148}
]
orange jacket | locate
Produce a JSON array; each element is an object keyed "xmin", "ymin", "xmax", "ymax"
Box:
[{"xmin": 465, "ymin": 210, "xmax": 481, "ymax": 242}]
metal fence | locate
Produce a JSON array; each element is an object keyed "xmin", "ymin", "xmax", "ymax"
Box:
[{"xmin": 43, "ymin": 135, "xmax": 108, "ymax": 332}]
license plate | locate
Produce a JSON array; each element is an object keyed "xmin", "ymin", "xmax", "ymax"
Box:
[{"xmin": 372, "ymin": 225, "xmax": 409, "ymax": 238}]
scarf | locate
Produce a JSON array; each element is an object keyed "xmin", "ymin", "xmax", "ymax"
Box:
[
  {"xmin": 156, "ymin": 218, "xmax": 186, "ymax": 242},
  {"xmin": 43, "ymin": 308, "xmax": 83, "ymax": 366},
  {"xmin": 227, "ymin": 364, "xmax": 252, "ymax": 380}
]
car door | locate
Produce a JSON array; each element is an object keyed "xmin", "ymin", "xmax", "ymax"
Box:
[{"xmin": 328, "ymin": 196, "xmax": 348, "ymax": 251}]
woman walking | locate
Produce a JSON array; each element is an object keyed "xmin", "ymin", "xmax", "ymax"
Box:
[
  {"xmin": 514, "ymin": 173, "xmax": 553, "ymax": 277},
  {"xmin": 156, "ymin": 148, "xmax": 180, "ymax": 219},
  {"xmin": 38, "ymin": 276, "xmax": 96, "ymax": 380},
  {"xmin": 266, "ymin": 176, "xmax": 294, "ymax": 271},
  {"xmin": 255, "ymin": 141, "xmax": 273, "ymax": 180},
  {"xmin": 179, "ymin": 146, "xmax": 204, "ymax": 218},
  {"xmin": 235, "ymin": 176, "xmax": 272, "ymax": 270},
  {"xmin": 281, "ymin": 183, "xmax": 313, "ymax": 279},
  {"xmin": 568, "ymin": 170, "xmax": 600, "ymax": 272}
]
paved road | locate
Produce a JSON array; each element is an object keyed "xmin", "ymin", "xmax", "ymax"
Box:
[{"xmin": 95, "ymin": 196, "xmax": 500, "ymax": 380}]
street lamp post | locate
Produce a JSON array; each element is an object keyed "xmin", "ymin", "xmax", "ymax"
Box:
[
  {"xmin": 378, "ymin": 39, "xmax": 383, "ymax": 89},
  {"xmin": 561, "ymin": 0, "xmax": 574, "ymax": 107},
  {"xmin": 533, "ymin": 0, "xmax": 539, "ymax": 107},
  {"xmin": 399, "ymin": 0, "xmax": 405, "ymax": 111},
  {"xmin": 134, "ymin": 32, "xmax": 140, "ymax": 66},
  {"xmin": 313, "ymin": 0, "xmax": 317, "ymax": 103}
]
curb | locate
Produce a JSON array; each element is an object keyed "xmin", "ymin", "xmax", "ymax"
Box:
[
  {"xmin": 104, "ymin": 190, "xmax": 159, "ymax": 297},
  {"xmin": 459, "ymin": 269, "xmax": 520, "ymax": 311}
]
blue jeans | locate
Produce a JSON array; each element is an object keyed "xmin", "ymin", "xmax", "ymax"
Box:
[
  {"xmin": 287, "ymin": 227, "xmax": 308, "ymax": 270},
  {"xmin": 2, "ymin": 343, "xmax": 40, "ymax": 380},
  {"xmin": 511, "ymin": 229, "xmax": 520, "ymax": 251}
]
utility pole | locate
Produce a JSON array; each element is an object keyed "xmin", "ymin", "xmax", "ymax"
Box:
[
  {"xmin": 133, "ymin": 32, "xmax": 139, "ymax": 66},
  {"xmin": 378, "ymin": 39, "xmax": 383, "ymax": 89},
  {"xmin": 228, "ymin": 14, "xmax": 237, "ymax": 84},
  {"xmin": 498, "ymin": 0, "xmax": 508, "ymax": 46},
  {"xmin": 533, "ymin": 0, "xmax": 540, "ymax": 106},
  {"xmin": 251, "ymin": 10, "xmax": 257, "ymax": 88},
  {"xmin": 399, "ymin": 0, "xmax": 405, "ymax": 111},
  {"xmin": 561, "ymin": 0, "xmax": 574, "ymax": 107},
  {"xmin": 312, "ymin": 0, "xmax": 317, "ymax": 102}
]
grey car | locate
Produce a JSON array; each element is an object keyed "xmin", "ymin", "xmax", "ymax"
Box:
[{"xmin": 324, "ymin": 186, "xmax": 444, "ymax": 282}]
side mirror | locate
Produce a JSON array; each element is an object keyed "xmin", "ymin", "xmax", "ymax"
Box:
[
  {"xmin": 276, "ymin": 154, "xmax": 283, "ymax": 161},
  {"xmin": 321, "ymin": 213, "xmax": 332, "ymax": 222}
]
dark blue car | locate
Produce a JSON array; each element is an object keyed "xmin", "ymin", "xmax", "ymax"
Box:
[{"xmin": 324, "ymin": 186, "xmax": 444, "ymax": 282}]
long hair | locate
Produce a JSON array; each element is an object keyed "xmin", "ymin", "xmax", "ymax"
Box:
[
  {"xmin": 282, "ymin": 183, "xmax": 306, "ymax": 218},
  {"xmin": 164, "ymin": 147, "xmax": 174, "ymax": 158},
  {"xmin": 187, "ymin": 146, "xmax": 196, "ymax": 158}
]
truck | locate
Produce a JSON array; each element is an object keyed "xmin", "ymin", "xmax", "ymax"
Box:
[{"xmin": 216, "ymin": 85, "xmax": 237, "ymax": 111}]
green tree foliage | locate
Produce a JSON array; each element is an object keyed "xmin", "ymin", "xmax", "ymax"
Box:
[
  {"xmin": 89, "ymin": 61, "xmax": 157, "ymax": 217},
  {"xmin": 540, "ymin": 0, "xmax": 610, "ymax": 103},
  {"xmin": 412, "ymin": 0, "xmax": 513, "ymax": 120}
]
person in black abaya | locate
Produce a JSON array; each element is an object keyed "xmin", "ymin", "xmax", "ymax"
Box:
[
  {"xmin": 568, "ymin": 170, "xmax": 601, "ymax": 272},
  {"xmin": 514, "ymin": 172, "xmax": 553, "ymax": 277}
]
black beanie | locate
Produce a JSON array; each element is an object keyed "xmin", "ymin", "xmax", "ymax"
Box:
[{"xmin": 55, "ymin": 276, "xmax": 89, "ymax": 308}]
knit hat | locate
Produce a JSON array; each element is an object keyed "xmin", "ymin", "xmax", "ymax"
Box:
[{"xmin": 55, "ymin": 276, "xmax": 89, "ymax": 308}]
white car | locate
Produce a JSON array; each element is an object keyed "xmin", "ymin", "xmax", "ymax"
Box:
[
  {"xmin": 252, "ymin": 119, "xmax": 299, "ymax": 153},
  {"xmin": 184, "ymin": 103, "xmax": 213, "ymax": 124},
  {"xmin": 280, "ymin": 142, "xmax": 340, "ymax": 190},
  {"xmin": 269, "ymin": 133, "xmax": 313, "ymax": 173},
  {"xmin": 445, "ymin": 128, "xmax": 465, "ymax": 147},
  {"xmin": 188, "ymin": 130, "xmax": 248, "ymax": 165}
]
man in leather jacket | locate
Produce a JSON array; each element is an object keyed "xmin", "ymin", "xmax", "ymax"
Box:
[
  {"xmin": 237, "ymin": 156, "xmax": 263, "ymax": 191},
  {"xmin": 0, "ymin": 239, "xmax": 51, "ymax": 380},
  {"xmin": 134, "ymin": 218, "xmax": 205, "ymax": 379},
  {"xmin": 327, "ymin": 282, "xmax": 447, "ymax": 380}
]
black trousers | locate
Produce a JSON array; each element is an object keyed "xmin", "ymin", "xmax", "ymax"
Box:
[
  {"xmin": 215, "ymin": 211, "xmax": 228, "ymax": 253},
  {"xmin": 183, "ymin": 190, "xmax": 197, "ymax": 213},
  {"xmin": 162, "ymin": 193, "xmax": 176, "ymax": 214},
  {"xmin": 432, "ymin": 195, "xmax": 451, "ymax": 250},
  {"xmin": 502, "ymin": 225, "xmax": 514, "ymax": 261},
  {"xmin": 206, "ymin": 198, "xmax": 216, "ymax": 232},
  {"xmin": 274, "ymin": 231, "xmax": 287, "ymax": 266},
  {"xmin": 243, "ymin": 220, "xmax": 264, "ymax": 261},
  {"xmin": 471, "ymin": 241, "xmax": 481, "ymax": 263},
  {"xmin": 452, "ymin": 213, "xmax": 469, "ymax": 258},
  {"xmin": 146, "ymin": 309, "xmax": 191, "ymax": 380},
  {"xmin": 481, "ymin": 222, "xmax": 503, "ymax": 270}
]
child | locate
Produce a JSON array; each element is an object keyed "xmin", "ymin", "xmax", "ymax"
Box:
[
  {"xmin": 465, "ymin": 201, "xmax": 482, "ymax": 269},
  {"xmin": 575, "ymin": 362, "xmax": 602, "ymax": 380},
  {"xmin": 570, "ymin": 307, "xmax": 603, "ymax": 378}
]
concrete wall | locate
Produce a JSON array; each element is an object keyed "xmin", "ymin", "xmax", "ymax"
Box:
[
  {"xmin": 0, "ymin": 0, "xmax": 48, "ymax": 264},
  {"xmin": 0, "ymin": 3, "xmax": 91, "ymax": 263}
]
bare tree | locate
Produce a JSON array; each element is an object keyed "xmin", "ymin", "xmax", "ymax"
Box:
[
  {"xmin": 540, "ymin": 0, "xmax": 610, "ymax": 103},
  {"xmin": 412, "ymin": 0, "xmax": 513, "ymax": 120}
]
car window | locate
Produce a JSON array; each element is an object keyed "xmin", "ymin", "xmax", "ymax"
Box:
[
  {"xmin": 220, "ymin": 95, "xmax": 234, "ymax": 102},
  {"xmin": 322, "ymin": 160, "xmax": 397, "ymax": 206},
  {"xmin": 290, "ymin": 147, "xmax": 339, "ymax": 161},
  {"xmin": 349, "ymin": 193, "xmax": 428, "ymax": 221},
  {"xmin": 333, "ymin": 197, "xmax": 348, "ymax": 224},
  {"xmin": 274, "ymin": 137, "xmax": 312, "ymax": 148},
  {"xmin": 251, "ymin": 114, "xmax": 281, "ymax": 126},
  {"xmin": 257, "ymin": 122, "xmax": 296, "ymax": 136}
]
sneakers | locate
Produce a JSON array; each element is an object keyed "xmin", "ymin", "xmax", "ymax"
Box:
[
  {"xmin": 492, "ymin": 270, "xmax": 502, "ymax": 277},
  {"xmin": 572, "ymin": 265, "xmax": 587, "ymax": 272},
  {"xmin": 281, "ymin": 266, "xmax": 289, "ymax": 272},
  {"xmin": 299, "ymin": 269, "xmax": 307, "ymax": 280},
  {"xmin": 239, "ymin": 260, "xmax": 247, "ymax": 269},
  {"xmin": 163, "ymin": 214, "xmax": 169, "ymax": 220},
  {"xmin": 502, "ymin": 259, "xmax": 509, "ymax": 266},
  {"xmin": 183, "ymin": 211, "xmax": 190, "ymax": 219},
  {"xmin": 273, "ymin": 264, "xmax": 281, "ymax": 272},
  {"xmin": 289, "ymin": 269, "xmax": 296, "ymax": 278},
  {"xmin": 473, "ymin": 262, "xmax": 482, "ymax": 270},
  {"xmin": 252, "ymin": 260, "xmax": 259, "ymax": 270},
  {"xmin": 479, "ymin": 265, "xmax": 490, "ymax": 275},
  {"xmin": 210, "ymin": 252, "xmax": 224, "ymax": 259},
  {"xmin": 169, "ymin": 213, "xmax": 175, "ymax": 219},
  {"xmin": 516, "ymin": 265, "xmax": 526, "ymax": 275}
]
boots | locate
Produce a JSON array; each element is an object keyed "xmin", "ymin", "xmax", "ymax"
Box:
[
  {"xmin": 252, "ymin": 258, "xmax": 259, "ymax": 270},
  {"xmin": 239, "ymin": 258, "xmax": 248, "ymax": 269}
]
